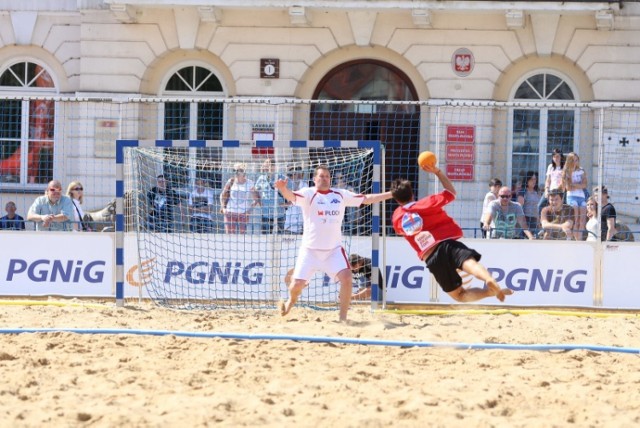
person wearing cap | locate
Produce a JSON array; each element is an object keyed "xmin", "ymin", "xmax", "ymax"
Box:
[
  {"xmin": 593, "ymin": 186, "xmax": 617, "ymax": 241},
  {"xmin": 349, "ymin": 254, "xmax": 384, "ymax": 301}
]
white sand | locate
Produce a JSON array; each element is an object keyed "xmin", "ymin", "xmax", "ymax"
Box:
[{"xmin": 0, "ymin": 300, "xmax": 639, "ymax": 427}]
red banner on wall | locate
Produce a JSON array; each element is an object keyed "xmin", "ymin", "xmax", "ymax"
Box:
[
  {"xmin": 446, "ymin": 125, "xmax": 475, "ymax": 143},
  {"xmin": 446, "ymin": 164, "xmax": 474, "ymax": 181}
]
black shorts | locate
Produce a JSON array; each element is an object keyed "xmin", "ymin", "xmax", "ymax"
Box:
[{"xmin": 425, "ymin": 240, "xmax": 481, "ymax": 293}]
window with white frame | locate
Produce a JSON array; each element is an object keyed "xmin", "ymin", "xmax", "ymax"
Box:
[
  {"xmin": 0, "ymin": 61, "xmax": 56, "ymax": 185},
  {"xmin": 161, "ymin": 65, "xmax": 225, "ymax": 188},
  {"xmin": 511, "ymin": 72, "xmax": 577, "ymax": 190}
]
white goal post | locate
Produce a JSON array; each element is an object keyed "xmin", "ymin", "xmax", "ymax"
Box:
[{"xmin": 115, "ymin": 139, "xmax": 384, "ymax": 310}]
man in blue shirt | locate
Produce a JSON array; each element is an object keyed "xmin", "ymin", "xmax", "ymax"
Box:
[{"xmin": 27, "ymin": 180, "xmax": 74, "ymax": 231}]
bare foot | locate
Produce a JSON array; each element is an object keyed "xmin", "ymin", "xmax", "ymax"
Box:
[
  {"xmin": 279, "ymin": 300, "xmax": 291, "ymax": 317},
  {"xmin": 486, "ymin": 280, "xmax": 512, "ymax": 302}
]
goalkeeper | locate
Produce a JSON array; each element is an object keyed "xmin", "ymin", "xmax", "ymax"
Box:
[
  {"xmin": 275, "ymin": 165, "xmax": 392, "ymax": 322},
  {"xmin": 390, "ymin": 163, "xmax": 513, "ymax": 303}
]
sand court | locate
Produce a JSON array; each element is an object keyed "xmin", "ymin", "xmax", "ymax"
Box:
[{"xmin": 0, "ymin": 301, "xmax": 639, "ymax": 427}]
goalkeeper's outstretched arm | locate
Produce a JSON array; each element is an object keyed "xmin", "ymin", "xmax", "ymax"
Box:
[
  {"xmin": 274, "ymin": 177, "xmax": 296, "ymax": 203},
  {"xmin": 362, "ymin": 191, "xmax": 393, "ymax": 205}
]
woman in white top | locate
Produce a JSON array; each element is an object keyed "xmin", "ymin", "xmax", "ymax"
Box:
[
  {"xmin": 562, "ymin": 152, "xmax": 588, "ymax": 241},
  {"xmin": 585, "ymin": 196, "xmax": 599, "ymax": 241},
  {"xmin": 220, "ymin": 162, "xmax": 261, "ymax": 233},
  {"xmin": 480, "ymin": 178, "xmax": 502, "ymax": 238},
  {"xmin": 537, "ymin": 148, "xmax": 564, "ymax": 217},
  {"xmin": 66, "ymin": 180, "xmax": 88, "ymax": 231}
]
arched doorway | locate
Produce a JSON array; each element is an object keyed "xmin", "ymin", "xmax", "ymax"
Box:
[{"xmin": 310, "ymin": 60, "xmax": 420, "ymax": 233}]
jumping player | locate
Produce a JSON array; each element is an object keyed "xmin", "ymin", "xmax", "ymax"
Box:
[
  {"xmin": 390, "ymin": 163, "xmax": 513, "ymax": 303},
  {"xmin": 275, "ymin": 165, "xmax": 393, "ymax": 321}
]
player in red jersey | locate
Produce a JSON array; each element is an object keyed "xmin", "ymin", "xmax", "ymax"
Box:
[{"xmin": 391, "ymin": 163, "xmax": 513, "ymax": 303}]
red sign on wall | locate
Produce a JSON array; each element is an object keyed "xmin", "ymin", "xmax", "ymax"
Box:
[
  {"xmin": 446, "ymin": 125, "xmax": 475, "ymax": 143},
  {"xmin": 446, "ymin": 164, "xmax": 474, "ymax": 181},
  {"xmin": 445, "ymin": 144, "xmax": 475, "ymax": 163}
]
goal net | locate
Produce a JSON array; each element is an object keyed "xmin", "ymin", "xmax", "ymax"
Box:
[{"xmin": 118, "ymin": 140, "xmax": 382, "ymax": 310}]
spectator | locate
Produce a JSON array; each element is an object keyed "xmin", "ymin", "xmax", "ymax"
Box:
[
  {"xmin": 540, "ymin": 189, "xmax": 574, "ymax": 240},
  {"xmin": 483, "ymin": 186, "xmax": 534, "ymax": 240},
  {"xmin": 349, "ymin": 253, "xmax": 384, "ymax": 301},
  {"xmin": 255, "ymin": 158, "xmax": 286, "ymax": 233},
  {"xmin": 593, "ymin": 186, "xmax": 617, "ymax": 241},
  {"xmin": 66, "ymin": 180, "xmax": 90, "ymax": 231},
  {"xmin": 562, "ymin": 152, "xmax": 588, "ymax": 240},
  {"xmin": 147, "ymin": 174, "xmax": 180, "ymax": 232},
  {"xmin": 188, "ymin": 177, "xmax": 215, "ymax": 233},
  {"xmin": 517, "ymin": 171, "xmax": 541, "ymax": 233},
  {"xmin": 220, "ymin": 162, "xmax": 260, "ymax": 234},
  {"xmin": 538, "ymin": 148, "xmax": 564, "ymax": 216},
  {"xmin": 283, "ymin": 165, "xmax": 306, "ymax": 234},
  {"xmin": 585, "ymin": 196, "xmax": 599, "ymax": 242},
  {"xmin": 0, "ymin": 201, "xmax": 25, "ymax": 230},
  {"xmin": 479, "ymin": 178, "xmax": 502, "ymax": 238},
  {"xmin": 27, "ymin": 180, "xmax": 74, "ymax": 231}
]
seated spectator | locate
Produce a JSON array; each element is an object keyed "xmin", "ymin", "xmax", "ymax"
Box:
[
  {"xmin": 482, "ymin": 186, "xmax": 534, "ymax": 240},
  {"xmin": 349, "ymin": 254, "xmax": 384, "ymax": 301},
  {"xmin": 27, "ymin": 180, "xmax": 74, "ymax": 231},
  {"xmin": 593, "ymin": 186, "xmax": 617, "ymax": 241},
  {"xmin": 540, "ymin": 189, "xmax": 574, "ymax": 240},
  {"xmin": 0, "ymin": 201, "xmax": 26, "ymax": 230},
  {"xmin": 147, "ymin": 174, "xmax": 180, "ymax": 232},
  {"xmin": 189, "ymin": 178, "xmax": 214, "ymax": 233}
]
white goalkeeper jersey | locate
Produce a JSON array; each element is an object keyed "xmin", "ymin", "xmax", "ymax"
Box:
[{"xmin": 292, "ymin": 186, "xmax": 365, "ymax": 250}]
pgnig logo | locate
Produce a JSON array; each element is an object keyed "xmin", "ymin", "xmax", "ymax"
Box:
[
  {"xmin": 401, "ymin": 212, "xmax": 423, "ymax": 236},
  {"xmin": 126, "ymin": 258, "xmax": 155, "ymax": 287}
]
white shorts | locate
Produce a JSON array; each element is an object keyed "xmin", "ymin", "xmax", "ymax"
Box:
[{"xmin": 292, "ymin": 246, "xmax": 350, "ymax": 282}]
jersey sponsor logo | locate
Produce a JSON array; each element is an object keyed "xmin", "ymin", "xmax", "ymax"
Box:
[
  {"xmin": 317, "ymin": 210, "xmax": 341, "ymax": 216},
  {"xmin": 330, "ymin": 199, "xmax": 340, "ymax": 204},
  {"xmin": 401, "ymin": 212, "xmax": 423, "ymax": 236},
  {"xmin": 5, "ymin": 259, "xmax": 106, "ymax": 283}
]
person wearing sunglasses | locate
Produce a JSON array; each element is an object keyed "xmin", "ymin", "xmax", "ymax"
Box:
[
  {"xmin": 66, "ymin": 180, "xmax": 91, "ymax": 231},
  {"xmin": 27, "ymin": 180, "xmax": 75, "ymax": 231},
  {"xmin": 482, "ymin": 186, "xmax": 534, "ymax": 240},
  {"xmin": 220, "ymin": 162, "xmax": 261, "ymax": 233}
]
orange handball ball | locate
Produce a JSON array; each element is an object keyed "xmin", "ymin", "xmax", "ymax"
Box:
[{"xmin": 418, "ymin": 151, "xmax": 437, "ymax": 169}]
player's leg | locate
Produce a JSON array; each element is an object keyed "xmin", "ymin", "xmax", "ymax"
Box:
[
  {"xmin": 456, "ymin": 257, "xmax": 513, "ymax": 302},
  {"xmin": 280, "ymin": 248, "xmax": 313, "ymax": 316},
  {"xmin": 335, "ymin": 268, "xmax": 353, "ymax": 321}
]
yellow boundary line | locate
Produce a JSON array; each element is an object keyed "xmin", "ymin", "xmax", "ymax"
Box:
[
  {"xmin": 379, "ymin": 308, "xmax": 640, "ymax": 318},
  {"xmin": 0, "ymin": 300, "xmax": 111, "ymax": 309}
]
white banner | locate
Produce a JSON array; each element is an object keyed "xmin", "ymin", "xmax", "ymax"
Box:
[
  {"xmin": 0, "ymin": 231, "xmax": 114, "ymax": 296},
  {"xmin": 601, "ymin": 242, "xmax": 640, "ymax": 309}
]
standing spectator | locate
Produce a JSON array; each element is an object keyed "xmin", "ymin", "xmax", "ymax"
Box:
[
  {"xmin": 0, "ymin": 201, "xmax": 26, "ymax": 230},
  {"xmin": 188, "ymin": 177, "xmax": 215, "ymax": 233},
  {"xmin": 220, "ymin": 163, "xmax": 260, "ymax": 234},
  {"xmin": 27, "ymin": 180, "xmax": 74, "ymax": 231},
  {"xmin": 147, "ymin": 174, "xmax": 180, "ymax": 232},
  {"xmin": 585, "ymin": 196, "xmax": 599, "ymax": 242},
  {"xmin": 66, "ymin": 180, "xmax": 90, "ymax": 231},
  {"xmin": 538, "ymin": 148, "xmax": 564, "ymax": 216},
  {"xmin": 593, "ymin": 186, "xmax": 617, "ymax": 241},
  {"xmin": 517, "ymin": 171, "xmax": 541, "ymax": 233},
  {"xmin": 283, "ymin": 165, "xmax": 306, "ymax": 234},
  {"xmin": 562, "ymin": 152, "xmax": 588, "ymax": 241},
  {"xmin": 479, "ymin": 178, "xmax": 501, "ymax": 238},
  {"xmin": 540, "ymin": 189, "xmax": 574, "ymax": 240},
  {"xmin": 483, "ymin": 186, "xmax": 534, "ymax": 240},
  {"xmin": 255, "ymin": 158, "xmax": 286, "ymax": 233}
]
